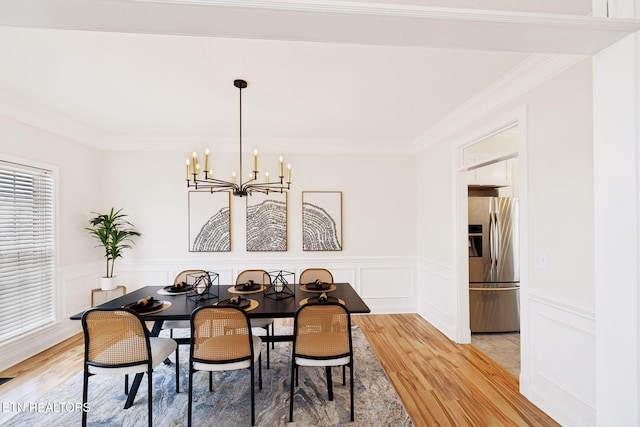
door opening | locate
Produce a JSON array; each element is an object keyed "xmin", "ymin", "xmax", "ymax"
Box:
[{"xmin": 461, "ymin": 125, "xmax": 521, "ymax": 378}]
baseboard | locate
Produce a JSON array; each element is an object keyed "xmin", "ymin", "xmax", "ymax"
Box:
[{"xmin": 0, "ymin": 319, "xmax": 81, "ymax": 372}]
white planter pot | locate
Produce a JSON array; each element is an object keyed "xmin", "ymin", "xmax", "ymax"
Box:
[{"xmin": 100, "ymin": 276, "xmax": 117, "ymax": 291}]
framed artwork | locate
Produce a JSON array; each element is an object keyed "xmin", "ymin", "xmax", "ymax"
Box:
[
  {"xmin": 302, "ymin": 191, "xmax": 342, "ymax": 251},
  {"xmin": 246, "ymin": 192, "xmax": 288, "ymax": 251},
  {"xmin": 188, "ymin": 191, "xmax": 231, "ymax": 252}
]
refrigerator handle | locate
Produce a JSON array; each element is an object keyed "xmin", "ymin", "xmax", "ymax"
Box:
[
  {"xmin": 490, "ymin": 212, "xmax": 500, "ymax": 269},
  {"xmin": 494, "ymin": 211, "xmax": 500, "ymax": 269}
]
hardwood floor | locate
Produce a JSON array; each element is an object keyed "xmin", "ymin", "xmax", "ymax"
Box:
[{"xmin": 0, "ymin": 314, "xmax": 559, "ymax": 426}]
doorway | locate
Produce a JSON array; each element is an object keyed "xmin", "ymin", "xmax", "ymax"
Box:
[
  {"xmin": 468, "ymin": 159, "xmax": 520, "ymax": 377},
  {"xmin": 456, "ymin": 121, "xmax": 524, "ymax": 378}
]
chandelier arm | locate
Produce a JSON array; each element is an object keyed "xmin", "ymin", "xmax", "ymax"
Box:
[{"xmin": 185, "ymin": 78, "xmax": 290, "ymax": 197}]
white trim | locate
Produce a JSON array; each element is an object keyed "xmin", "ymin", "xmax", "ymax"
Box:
[
  {"xmin": 0, "ymin": 88, "xmax": 101, "ymax": 148},
  {"xmin": 98, "ymin": 135, "xmax": 418, "ymax": 154},
  {"xmin": 415, "ymin": 54, "xmax": 584, "ymax": 151},
  {"xmin": 451, "ymin": 106, "xmax": 528, "ymax": 346},
  {"xmin": 83, "ymin": 0, "xmax": 640, "ymax": 28},
  {"xmin": 0, "ymin": 320, "xmax": 80, "ymax": 373},
  {"xmin": 0, "ymin": 154, "xmax": 60, "ymax": 348},
  {"xmin": 1, "ymin": 1, "xmax": 637, "ymax": 55},
  {"xmin": 416, "ymin": 257, "xmax": 457, "ymax": 340},
  {"xmin": 524, "ymin": 292, "xmax": 596, "ymax": 426}
]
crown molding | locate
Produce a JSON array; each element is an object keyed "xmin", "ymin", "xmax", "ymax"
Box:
[
  {"xmin": 0, "ymin": 87, "xmax": 414, "ymax": 155},
  {"xmin": 414, "ymin": 53, "xmax": 587, "ymax": 151},
  {"xmin": 100, "ymin": 134, "xmax": 416, "ymax": 154},
  {"xmin": 0, "ymin": 52, "xmax": 591, "ymax": 156},
  {"xmin": 0, "ymin": 87, "xmax": 101, "ymax": 147}
]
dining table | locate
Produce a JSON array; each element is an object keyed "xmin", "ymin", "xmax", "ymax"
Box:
[{"xmin": 70, "ymin": 282, "xmax": 370, "ymax": 409}]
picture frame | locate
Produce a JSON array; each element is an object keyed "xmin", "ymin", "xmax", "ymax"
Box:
[
  {"xmin": 302, "ymin": 191, "xmax": 342, "ymax": 251},
  {"xmin": 188, "ymin": 191, "xmax": 231, "ymax": 252},
  {"xmin": 246, "ymin": 192, "xmax": 288, "ymax": 251}
]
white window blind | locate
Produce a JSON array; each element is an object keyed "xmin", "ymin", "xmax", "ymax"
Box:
[{"xmin": 0, "ymin": 161, "xmax": 55, "ymax": 343}]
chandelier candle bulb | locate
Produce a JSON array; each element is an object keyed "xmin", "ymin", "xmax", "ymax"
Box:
[
  {"xmin": 265, "ymin": 171, "xmax": 269, "ymax": 185},
  {"xmin": 279, "ymin": 156, "xmax": 284, "ymax": 177},
  {"xmin": 253, "ymin": 149, "xmax": 258, "ymax": 172},
  {"xmin": 192, "ymin": 151, "xmax": 197, "ymax": 173},
  {"xmin": 232, "ymin": 172, "xmax": 236, "ymax": 184},
  {"xmin": 185, "ymin": 159, "xmax": 190, "ymax": 180},
  {"xmin": 204, "ymin": 148, "xmax": 210, "ymax": 172},
  {"xmin": 287, "ymin": 163, "xmax": 291, "ymax": 183}
]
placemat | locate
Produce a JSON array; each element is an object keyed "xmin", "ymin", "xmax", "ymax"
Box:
[
  {"xmin": 216, "ymin": 299, "xmax": 259, "ymax": 312},
  {"xmin": 227, "ymin": 285, "xmax": 267, "ymax": 295},
  {"xmin": 299, "ymin": 297, "xmax": 344, "ymax": 306},
  {"xmin": 300, "ymin": 284, "xmax": 336, "ymax": 293},
  {"xmin": 127, "ymin": 301, "xmax": 172, "ymax": 315},
  {"xmin": 157, "ymin": 288, "xmax": 192, "ymax": 296}
]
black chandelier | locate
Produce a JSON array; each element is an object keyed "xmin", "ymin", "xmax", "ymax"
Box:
[{"xmin": 185, "ymin": 79, "xmax": 291, "ymax": 197}]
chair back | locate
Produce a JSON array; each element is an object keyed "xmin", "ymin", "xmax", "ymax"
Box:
[
  {"xmin": 236, "ymin": 269, "xmax": 271, "ymax": 285},
  {"xmin": 300, "ymin": 268, "xmax": 334, "ymax": 285},
  {"xmin": 82, "ymin": 308, "xmax": 151, "ymax": 368},
  {"xmin": 293, "ymin": 302, "xmax": 351, "ymax": 360},
  {"xmin": 174, "ymin": 269, "xmax": 209, "ymax": 286},
  {"xmin": 191, "ymin": 306, "xmax": 255, "ymax": 364}
]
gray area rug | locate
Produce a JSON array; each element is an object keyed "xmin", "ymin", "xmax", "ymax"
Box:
[{"xmin": 4, "ymin": 325, "xmax": 412, "ymax": 426}]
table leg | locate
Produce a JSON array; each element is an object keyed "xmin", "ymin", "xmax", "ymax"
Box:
[
  {"xmin": 123, "ymin": 320, "xmax": 164, "ymax": 409},
  {"xmin": 124, "ymin": 373, "xmax": 143, "ymax": 409}
]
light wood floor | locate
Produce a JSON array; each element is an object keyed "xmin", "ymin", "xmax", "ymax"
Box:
[{"xmin": 0, "ymin": 314, "xmax": 559, "ymax": 426}]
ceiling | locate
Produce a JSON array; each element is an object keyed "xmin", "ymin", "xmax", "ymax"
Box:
[{"xmin": 0, "ymin": 0, "xmax": 637, "ymax": 154}]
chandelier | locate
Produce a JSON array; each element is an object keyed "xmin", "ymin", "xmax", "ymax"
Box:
[{"xmin": 185, "ymin": 79, "xmax": 291, "ymax": 197}]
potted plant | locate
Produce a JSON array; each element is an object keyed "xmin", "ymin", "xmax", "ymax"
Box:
[{"xmin": 86, "ymin": 208, "xmax": 141, "ymax": 290}]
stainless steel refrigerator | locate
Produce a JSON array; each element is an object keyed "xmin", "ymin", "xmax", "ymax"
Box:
[{"xmin": 468, "ymin": 196, "xmax": 520, "ymax": 333}]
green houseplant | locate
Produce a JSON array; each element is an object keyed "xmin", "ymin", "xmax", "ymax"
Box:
[{"xmin": 86, "ymin": 208, "xmax": 141, "ymax": 290}]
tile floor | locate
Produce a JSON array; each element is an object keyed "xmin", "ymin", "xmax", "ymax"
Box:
[{"xmin": 471, "ymin": 332, "xmax": 520, "ymax": 378}]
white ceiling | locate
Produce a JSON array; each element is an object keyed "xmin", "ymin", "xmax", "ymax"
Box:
[{"xmin": 0, "ymin": 0, "xmax": 637, "ymax": 154}]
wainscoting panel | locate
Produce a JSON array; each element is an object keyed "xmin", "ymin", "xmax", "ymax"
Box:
[
  {"xmin": 2, "ymin": 257, "xmax": 416, "ymax": 372},
  {"xmin": 525, "ymin": 293, "xmax": 596, "ymax": 427},
  {"xmin": 115, "ymin": 257, "xmax": 416, "ymax": 314},
  {"xmin": 416, "ymin": 257, "xmax": 457, "ymax": 340},
  {"xmin": 360, "ymin": 267, "xmax": 414, "ymax": 298}
]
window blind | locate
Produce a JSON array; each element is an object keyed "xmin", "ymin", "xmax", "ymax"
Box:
[{"xmin": 0, "ymin": 161, "xmax": 55, "ymax": 343}]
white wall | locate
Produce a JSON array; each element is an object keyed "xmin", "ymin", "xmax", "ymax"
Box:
[
  {"xmin": 0, "ymin": 115, "xmax": 104, "ymax": 371},
  {"xmin": 593, "ymin": 32, "xmax": 640, "ymax": 426},
  {"xmin": 100, "ymin": 149, "xmax": 417, "ymax": 313},
  {"xmin": 416, "ymin": 58, "xmax": 596, "ymax": 426},
  {"xmin": 0, "ymin": 120, "xmax": 418, "ymax": 369}
]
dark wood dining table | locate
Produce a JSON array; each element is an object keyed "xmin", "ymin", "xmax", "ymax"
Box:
[{"xmin": 70, "ymin": 282, "xmax": 370, "ymax": 409}]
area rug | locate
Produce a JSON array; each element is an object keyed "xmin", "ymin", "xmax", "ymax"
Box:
[{"xmin": 2, "ymin": 325, "xmax": 412, "ymax": 426}]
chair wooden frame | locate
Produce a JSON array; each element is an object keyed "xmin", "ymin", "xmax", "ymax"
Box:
[
  {"xmin": 187, "ymin": 305, "xmax": 263, "ymax": 426},
  {"xmin": 289, "ymin": 301, "xmax": 354, "ymax": 422},
  {"xmin": 236, "ymin": 269, "xmax": 275, "ymax": 369},
  {"xmin": 299, "ymin": 268, "xmax": 334, "ymax": 285},
  {"xmin": 162, "ymin": 269, "xmax": 210, "ymax": 393},
  {"xmin": 81, "ymin": 307, "xmax": 177, "ymax": 427}
]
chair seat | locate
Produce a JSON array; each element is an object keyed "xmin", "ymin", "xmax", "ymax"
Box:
[
  {"xmin": 295, "ymin": 355, "xmax": 350, "ymax": 367},
  {"xmin": 162, "ymin": 320, "xmax": 190, "ymax": 330},
  {"xmin": 89, "ymin": 337, "xmax": 177, "ymax": 375},
  {"xmin": 193, "ymin": 336, "xmax": 262, "ymax": 371},
  {"xmin": 250, "ymin": 318, "xmax": 273, "ymax": 329}
]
